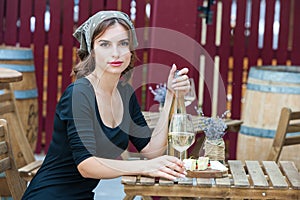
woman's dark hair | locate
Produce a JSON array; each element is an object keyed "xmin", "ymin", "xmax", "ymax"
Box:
[{"xmin": 71, "ymin": 18, "xmax": 137, "ymax": 83}]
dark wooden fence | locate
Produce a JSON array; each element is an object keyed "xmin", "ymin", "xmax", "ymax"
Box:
[{"xmin": 1, "ymin": 0, "xmax": 299, "ymax": 158}]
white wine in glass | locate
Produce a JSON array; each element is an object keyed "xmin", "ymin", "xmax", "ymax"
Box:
[{"xmin": 168, "ymin": 113, "xmax": 195, "ymax": 161}]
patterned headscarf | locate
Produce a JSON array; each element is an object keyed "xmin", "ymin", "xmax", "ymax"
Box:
[{"xmin": 73, "ymin": 10, "xmax": 138, "ymax": 53}]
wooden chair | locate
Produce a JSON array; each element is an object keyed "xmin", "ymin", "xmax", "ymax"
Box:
[
  {"xmin": 0, "ymin": 76, "xmax": 35, "ymax": 167},
  {"xmin": 0, "ymin": 119, "xmax": 27, "ymax": 199},
  {"xmin": 0, "ymin": 69, "xmax": 42, "ymax": 197},
  {"xmin": 268, "ymin": 107, "xmax": 300, "ymax": 162}
]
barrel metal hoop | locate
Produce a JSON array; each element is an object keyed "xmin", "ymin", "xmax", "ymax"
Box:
[
  {"xmin": 14, "ymin": 89, "xmax": 38, "ymax": 99},
  {"xmin": 0, "ymin": 49, "xmax": 33, "ymax": 60},
  {"xmin": 240, "ymin": 125, "xmax": 300, "ymax": 138},
  {"xmin": 249, "ymin": 66, "xmax": 300, "ymax": 84},
  {"xmin": 0, "ymin": 64, "xmax": 35, "ymax": 72},
  {"xmin": 247, "ymin": 83, "xmax": 300, "ymax": 94}
]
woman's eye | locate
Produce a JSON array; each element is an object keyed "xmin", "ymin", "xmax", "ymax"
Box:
[
  {"xmin": 120, "ymin": 41, "xmax": 129, "ymax": 47},
  {"xmin": 99, "ymin": 42, "xmax": 110, "ymax": 47}
]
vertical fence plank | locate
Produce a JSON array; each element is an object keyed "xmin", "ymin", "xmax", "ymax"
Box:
[
  {"xmin": 4, "ymin": 0, "xmax": 18, "ymax": 45},
  {"xmin": 91, "ymin": 0, "xmax": 105, "ymax": 14},
  {"xmin": 231, "ymin": 1, "xmax": 247, "ymax": 161},
  {"xmin": 105, "ymin": 0, "xmax": 118, "ymax": 10},
  {"xmin": 218, "ymin": 0, "xmax": 236, "ymax": 159},
  {"xmin": 75, "ymin": 0, "xmax": 91, "ymax": 52},
  {"xmin": 261, "ymin": 0, "xmax": 276, "ymax": 65},
  {"xmin": 44, "ymin": 0, "xmax": 61, "ymax": 152},
  {"xmin": 147, "ymin": 0, "xmax": 198, "ymax": 111},
  {"xmin": 231, "ymin": 1, "xmax": 246, "ymax": 119},
  {"xmin": 218, "ymin": 0, "xmax": 231, "ymax": 112},
  {"xmin": 247, "ymin": 0, "xmax": 260, "ymax": 68},
  {"xmin": 202, "ymin": 0, "xmax": 218, "ymax": 116},
  {"xmin": 195, "ymin": 0, "xmax": 204, "ymax": 110},
  {"xmin": 132, "ymin": 0, "xmax": 148, "ymax": 107},
  {"xmin": 61, "ymin": 0, "xmax": 74, "ymax": 92},
  {"xmin": 19, "ymin": 0, "xmax": 33, "ymax": 47},
  {"xmin": 78, "ymin": 0, "xmax": 91, "ymax": 26},
  {"xmin": 276, "ymin": 0, "xmax": 291, "ymax": 65},
  {"xmin": 33, "ymin": 0, "xmax": 46, "ymax": 153},
  {"xmin": 291, "ymin": 0, "xmax": 300, "ymax": 65},
  {"xmin": 0, "ymin": 0, "xmax": 5, "ymax": 43},
  {"xmin": 121, "ymin": 0, "xmax": 131, "ymax": 14}
]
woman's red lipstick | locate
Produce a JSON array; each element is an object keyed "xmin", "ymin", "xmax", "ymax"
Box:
[{"xmin": 108, "ymin": 61, "xmax": 123, "ymax": 67}]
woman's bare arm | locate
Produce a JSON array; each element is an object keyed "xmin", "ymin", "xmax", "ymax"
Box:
[{"xmin": 77, "ymin": 155, "xmax": 186, "ymax": 180}]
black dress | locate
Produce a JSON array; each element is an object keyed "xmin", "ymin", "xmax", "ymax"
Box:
[{"xmin": 22, "ymin": 78, "xmax": 152, "ymax": 200}]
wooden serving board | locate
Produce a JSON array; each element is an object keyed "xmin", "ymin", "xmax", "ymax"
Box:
[{"xmin": 187, "ymin": 168, "xmax": 228, "ymax": 178}]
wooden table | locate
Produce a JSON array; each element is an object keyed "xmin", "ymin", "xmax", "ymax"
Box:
[
  {"xmin": 122, "ymin": 160, "xmax": 300, "ymax": 199},
  {"xmin": 0, "ymin": 67, "xmax": 23, "ymax": 83}
]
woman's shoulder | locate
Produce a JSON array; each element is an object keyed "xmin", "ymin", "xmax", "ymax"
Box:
[
  {"xmin": 59, "ymin": 78, "xmax": 94, "ymax": 101},
  {"xmin": 64, "ymin": 78, "xmax": 93, "ymax": 93},
  {"xmin": 56, "ymin": 78, "xmax": 94, "ymax": 112}
]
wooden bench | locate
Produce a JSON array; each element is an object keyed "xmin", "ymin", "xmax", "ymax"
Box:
[{"xmin": 122, "ymin": 160, "xmax": 300, "ymax": 199}]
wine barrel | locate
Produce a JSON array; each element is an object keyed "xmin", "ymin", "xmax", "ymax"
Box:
[
  {"xmin": 0, "ymin": 46, "xmax": 38, "ymax": 151},
  {"xmin": 237, "ymin": 66, "xmax": 300, "ymax": 168}
]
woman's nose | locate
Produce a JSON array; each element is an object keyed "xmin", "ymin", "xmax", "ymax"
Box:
[{"xmin": 111, "ymin": 45, "xmax": 120, "ymax": 58}]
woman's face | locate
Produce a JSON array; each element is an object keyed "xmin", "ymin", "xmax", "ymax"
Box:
[{"xmin": 93, "ymin": 23, "xmax": 132, "ymax": 76}]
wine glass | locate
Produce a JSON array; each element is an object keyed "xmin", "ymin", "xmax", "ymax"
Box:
[
  {"xmin": 168, "ymin": 113, "xmax": 195, "ymax": 161},
  {"xmin": 184, "ymin": 78, "xmax": 196, "ymax": 106}
]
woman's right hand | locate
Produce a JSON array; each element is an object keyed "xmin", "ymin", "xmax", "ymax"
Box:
[
  {"xmin": 167, "ymin": 64, "xmax": 190, "ymax": 97},
  {"xmin": 142, "ymin": 155, "xmax": 187, "ymax": 181}
]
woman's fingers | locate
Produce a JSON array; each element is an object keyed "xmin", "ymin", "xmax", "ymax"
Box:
[
  {"xmin": 172, "ymin": 78, "xmax": 190, "ymax": 92},
  {"xmin": 175, "ymin": 67, "xmax": 189, "ymax": 76},
  {"xmin": 145, "ymin": 155, "xmax": 187, "ymax": 181},
  {"xmin": 155, "ymin": 171, "xmax": 178, "ymax": 181},
  {"xmin": 159, "ymin": 166, "xmax": 186, "ymax": 180},
  {"xmin": 164, "ymin": 155, "xmax": 187, "ymax": 175}
]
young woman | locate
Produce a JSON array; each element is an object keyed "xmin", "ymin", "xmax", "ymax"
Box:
[{"xmin": 22, "ymin": 10, "xmax": 191, "ymax": 199}]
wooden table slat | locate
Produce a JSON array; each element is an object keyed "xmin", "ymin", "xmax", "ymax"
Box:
[
  {"xmin": 121, "ymin": 176, "xmax": 137, "ymax": 185},
  {"xmin": 158, "ymin": 178, "xmax": 174, "ymax": 186},
  {"xmin": 245, "ymin": 160, "xmax": 269, "ymax": 188},
  {"xmin": 177, "ymin": 178, "xmax": 193, "ymax": 185},
  {"xmin": 262, "ymin": 161, "xmax": 288, "ymax": 188},
  {"xmin": 215, "ymin": 177, "xmax": 231, "ymax": 187},
  {"xmin": 228, "ymin": 160, "xmax": 250, "ymax": 187},
  {"xmin": 279, "ymin": 161, "xmax": 300, "ymax": 189},
  {"xmin": 196, "ymin": 178, "xmax": 213, "ymax": 187},
  {"xmin": 140, "ymin": 176, "xmax": 155, "ymax": 185}
]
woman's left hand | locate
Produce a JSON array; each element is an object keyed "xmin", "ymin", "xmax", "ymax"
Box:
[{"xmin": 167, "ymin": 64, "xmax": 190, "ymax": 97}]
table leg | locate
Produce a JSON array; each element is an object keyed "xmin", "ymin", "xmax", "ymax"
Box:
[
  {"xmin": 142, "ymin": 197, "xmax": 153, "ymax": 200},
  {"xmin": 123, "ymin": 195, "xmax": 136, "ymax": 200},
  {"xmin": 123, "ymin": 195, "xmax": 155, "ymax": 200}
]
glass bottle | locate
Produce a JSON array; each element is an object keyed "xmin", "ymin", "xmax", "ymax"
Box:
[{"xmin": 168, "ymin": 70, "xmax": 187, "ymax": 157}]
